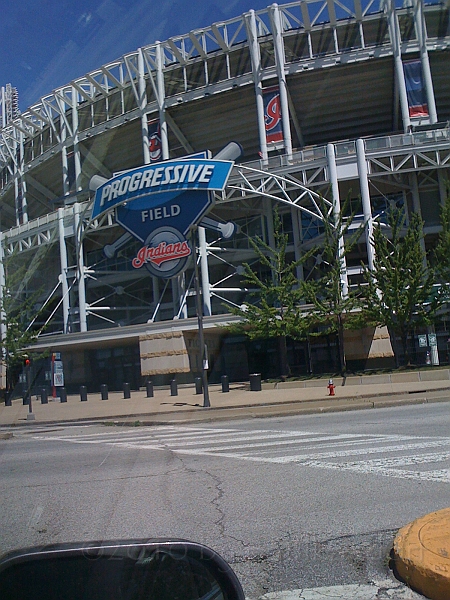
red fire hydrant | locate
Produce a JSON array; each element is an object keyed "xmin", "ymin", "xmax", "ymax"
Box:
[{"xmin": 327, "ymin": 378, "xmax": 336, "ymax": 396}]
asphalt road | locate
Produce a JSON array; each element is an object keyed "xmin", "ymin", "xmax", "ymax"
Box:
[{"xmin": 1, "ymin": 402, "xmax": 449, "ymax": 598}]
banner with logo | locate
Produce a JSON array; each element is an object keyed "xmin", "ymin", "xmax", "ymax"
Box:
[
  {"xmin": 92, "ymin": 157, "xmax": 234, "ymax": 278},
  {"xmin": 147, "ymin": 118, "xmax": 162, "ymax": 162},
  {"xmin": 263, "ymin": 86, "xmax": 283, "ymax": 144},
  {"xmin": 403, "ymin": 59, "xmax": 429, "ymax": 118}
]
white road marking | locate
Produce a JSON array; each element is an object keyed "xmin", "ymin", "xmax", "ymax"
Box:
[{"xmin": 31, "ymin": 426, "xmax": 450, "ymax": 484}]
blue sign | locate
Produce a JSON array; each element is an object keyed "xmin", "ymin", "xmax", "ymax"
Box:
[
  {"xmin": 93, "ymin": 156, "xmax": 234, "ymax": 279},
  {"xmin": 92, "ymin": 158, "xmax": 233, "ymax": 219},
  {"xmin": 115, "ymin": 189, "xmax": 212, "ymax": 240}
]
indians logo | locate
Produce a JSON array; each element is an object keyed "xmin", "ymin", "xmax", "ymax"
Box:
[
  {"xmin": 132, "ymin": 227, "xmax": 191, "ymax": 278},
  {"xmin": 263, "ymin": 88, "xmax": 283, "ymax": 143},
  {"xmin": 148, "ymin": 119, "xmax": 162, "ymax": 162},
  {"xmin": 265, "ymin": 94, "xmax": 281, "ymax": 132}
]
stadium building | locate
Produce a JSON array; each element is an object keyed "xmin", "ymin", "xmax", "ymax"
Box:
[{"xmin": 0, "ymin": 0, "xmax": 449, "ymax": 392}]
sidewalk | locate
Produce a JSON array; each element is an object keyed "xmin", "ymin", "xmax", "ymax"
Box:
[{"xmin": 1, "ymin": 375, "xmax": 450, "ymax": 427}]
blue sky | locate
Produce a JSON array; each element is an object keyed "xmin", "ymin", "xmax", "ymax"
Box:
[{"xmin": 1, "ymin": 0, "xmax": 274, "ymax": 112}]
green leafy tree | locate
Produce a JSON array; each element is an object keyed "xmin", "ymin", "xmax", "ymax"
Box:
[
  {"xmin": 433, "ymin": 190, "xmax": 450, "ymax": 294},
  {"xmin": 227, "ymin": 211, "xmax": 312, "ymax": 379},
  {"xmin": 0, "ymin": 254, "xmax": 46, "ymax": 395},
  {"xmin": 301, "ymin": 199, "xmax": 364, "ymax": 374},
  {"xmin": 360, "ymin": 207, "xmax": 440, "ymax": 367}
]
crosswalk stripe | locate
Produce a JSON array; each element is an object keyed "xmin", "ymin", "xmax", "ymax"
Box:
[
  {"xmin": 303, "ymin": 461, "xmax": 450, "ymax": 483},
  {"xmin": 250, "ymin": 439, "xmax": 450, "ymax": 462},
  {"xmin": 31, "ymin": 425, "xmax": 450, "ymax": 484}
]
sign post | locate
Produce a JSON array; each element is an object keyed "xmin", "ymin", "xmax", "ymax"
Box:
[{"xmin": 192, "ymin": 228, "xmax": 210, "ymax": 408}]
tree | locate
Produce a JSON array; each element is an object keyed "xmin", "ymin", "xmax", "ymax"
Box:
[
  {"xmin": 301, "ymin": 198, "xmax": 364, "ymax": 374},
  {"xmin": 360, "ymin": 207, "xmax": 440, "ymax": 367},
  {"xmin": 432, "ymin": 190, "xmax": 450, "ymax": 294},
  {"xmin": 227, "ymin": 210, "xmax": 312, "ymax": 379},
  {"xmin": 0, "ymin": 253, "xmax": 46, "ymax": 395}
]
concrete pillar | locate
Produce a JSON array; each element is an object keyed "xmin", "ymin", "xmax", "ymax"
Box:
[
  {"xmin": 413, "ymin": 0, "xmax": 438, "ymax": 123},
  {"xmin": 410, "ymin": 173, "xmax": 439, "ymax": 365},
  {"xmin": 385, "ymin": 0, "xmax": 411, "ymax": 132},
  {"xmin": 245, "ymin": 10, "xmax": 269, "ymax": 161},
  {"xmin": 327, "ymin": 143, "xmax": 349, "ymax": 298},
  {"xmin": 291, "ymin": 207, "xmax": 304, "ymax": 282},
  {"xmin": 58, "ymin": 208, "xmax": 71, "ymax": 333},
  {"xmin": 74, "ymin": 203, "xmax": 88, "ymax": 332},
  {"xmin": 198, "ymin": 226, "xmax": 211, "ymax": 317},
  {"xmin": 269, "ymin": 4, "xmax": 293, "ymax": 158},
  {"xmin": 156, "ymin": 42, "xmax": 169, "ymax": 160},
  {"xmin": 19, "ymin": 131, "xmax": 28, "ymax": 224},
  {"xmin": 71, "ymin": 88, "xmax": 82, "ymax": 191},
  {"xmin": 138, "ymin": 49, "xmax": 151, "ymax": 165},
  {"xmin": 356, "ymin": 139, "xmax": 375, "ymax": 271}
]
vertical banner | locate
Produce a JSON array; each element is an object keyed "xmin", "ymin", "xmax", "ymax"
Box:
[
  {"xmin": 263, "ymin": 86, "xmax": 283, "ymax": 144},
  {"xmin": 403, "ymin": 59, "xmax": 429, "ymax": 118},
  {"xmin": 147, "ymin": 118, "xmax": 162, "ymax": 163}
]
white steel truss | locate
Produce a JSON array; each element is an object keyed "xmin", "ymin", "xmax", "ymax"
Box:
[{"xmin": 1, "ymin": 0, "xmax": 446, "ymax": 173}]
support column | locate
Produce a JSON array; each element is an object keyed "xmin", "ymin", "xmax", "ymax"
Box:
[
  {"xmin": 138, "ymin": 49, "xmax": 151, "ymax": 165},
  {"xmin": 171, "ymin": 277, "xmax": 179, "ymax": 319},
  {"xmin": 74, "ymin": 203, "xmax": 88, "ymax": 332},
  {"xmin": 198, "ymin": 226, "xmax": 211, "ymax": 317},
  {"xmin": 58, "ymin": 208, "xmax": 71, "ymax": 334},
  {"xmin": 61, "ymin": 143, "xmax": 70, "ymax": 197},
  {"xmin": 385, "ymin": 0, "xmax": 411, "ymax": 132},
  {"xmin": 356, "ymin": 139, "xmax": 375, "ymax": 271},
  {"xmin": 0, "ymin": 232, "xmax": 6, "ymax": 390},
  {"xmin": 245, "ymin": 10, "xmax": 268, "ymax": 161},
  {"xmin": 291, "ymin": 207, "xmax": 304, "ymax": 282},
  {"xmin": 13, "ymin": 178, "xmax": 20, "ymax": 226},
  {"xmin": 438, "ymin": 171, "xmax": 447, "ymax": 208},
  {"xmin": 152, "ymin": 276, "xmax": 160, "ymax": 321},
  {"xmin": 156, "ymin": 42, "xmax": 170, "ymax": 160},
  {"xmin": 178, "ymin": 273, "xmax": 188, "ymax": 319},
  {"xmin": 410, "ymin": 173, "xmax": 439, "ymax": 365},
  {"xmin": 414, "ymin": 0, "xmax": 438, "ymax": 124},
  {"xmin": 19, "ymin": 132, "xmax": 28, "ymax": 224},
  {"xmin": 327, "ymin": 143, "xmax": 349, "ymax": 298},
  {"xmin": 269, "ymin": 4, "xmax": 293, "ymax": 158},
  {"xmin": 71, "ymin": 88, "xmax": 82, "ymax": 191},
  {"xmin": 13, "ymin": 130, "xmax": 27, "ymax": 225}
]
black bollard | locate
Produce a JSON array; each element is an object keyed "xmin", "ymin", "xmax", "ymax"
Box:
[
  {"xmin": 80, "ymin": 386, "xmax": 88, "ymax": 402},
  {"xmin": 59, "ymin": 387, "xmax": 67, "ymax": 403},
  {"xmin": 41, "ymin": 388, "xmax": 48, "ymax": 404},
  {"xmin": 195, "ymin": 377, "xmax": 202, "ymax": 395},
  {"xmin": 5, "ymin": 393, "xmax": 12, "ymax": 407},
  {"xmin": 123, "ymin": 382, "xmax": 131, "ymax": 399},
  {"xmin": 100, "ymin": 384, "xmax": 108, "ymax": 400},
  {"xmin": 170, "ymin": 378, "xmax": 178, "ymax": 397},
  {"xmin": 221, "ymin": 375, "xmax": 230, "ymax": 393},
  {"xmin": 249, "ymin": 373, "xmax": 261, "ymax": 392},
  {"xmin": 146, "ymin": 380, "xmax": 154, "ymax": 398}
]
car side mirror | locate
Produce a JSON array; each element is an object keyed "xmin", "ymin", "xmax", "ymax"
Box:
[{"xmin": 0, "ymin": 539, "xmax": 245, "ymax": 600}]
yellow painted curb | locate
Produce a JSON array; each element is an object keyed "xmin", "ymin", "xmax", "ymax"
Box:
[{"xmin": 393, "ymin": 508, "xmax": 450, "ymax": 600}]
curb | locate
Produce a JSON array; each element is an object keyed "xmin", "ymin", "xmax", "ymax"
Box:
[
  {"xmin": 2, "ymin": 391, "xmax": 449, "ymax": 428},
  {"xmin": 393, "ymin": 508, "xmax": 450, "ymax": 600}
]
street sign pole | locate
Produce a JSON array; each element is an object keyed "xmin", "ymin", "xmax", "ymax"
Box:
[{"xmin": 191, "ymin": 228, "xmax": 210, "ymax": 408}]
